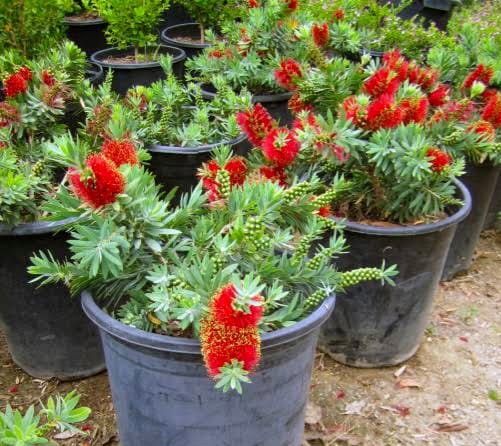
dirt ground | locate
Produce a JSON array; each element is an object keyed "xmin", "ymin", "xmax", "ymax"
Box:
[{"xmin": 0, "ymin": 232, "xmax": 500, "ymax": 446}]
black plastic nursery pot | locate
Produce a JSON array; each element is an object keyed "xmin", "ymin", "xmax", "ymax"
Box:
[
  {"xmin": 320, "ymin": 180, "xmax": 471, "ymax": 368},
  {"xmin": 82, "ymin": 291, "xmax": 335, "ymax": 446},
  {"xmin": 147, "ymin": 133, "xmax": 250, "ymax": 198},
  {"xmin": 161, "ymin": 23, "xmax": 211, "ymax": 60},
  {"xmin": 158, "ymin": 4, "xmax": 193, "ymax": 30},
  {"xmin": 90, "ymin": 45, "xmax": 187, "ymax": 96},
  {"xmin": 442, "ymin": 162, "xmax": 501, "ymax": 281},
  {"xmin": 484, "ymin": 177, "xmax": 501, "ymax": 230},
  {"xmin": 0, "ymin": 220, "xmax": 105, "ymax": 380},
  {"xmin": 63, "ymin": 16, "xmax": 107, "ymax": 57},
  {"xmin": 86, "ymin": 61, "xmax": 104, "ymax": 86},
  {"xmin": 200, "ymin": 84, "xmax": 294, "ymax": 126}
]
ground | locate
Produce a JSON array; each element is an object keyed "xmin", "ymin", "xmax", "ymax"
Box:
[{"xmin": 0, "ymin": 232, "xmax": 500, "ymax": 446}]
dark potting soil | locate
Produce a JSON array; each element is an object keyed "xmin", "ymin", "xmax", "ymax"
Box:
[
  {"xmin": 101, "ymin": 55, "xmax": 158, "ymax": 65},
  {"xmin": 65, "ymin": 12, "xmax": 101, "ymax": 21}
]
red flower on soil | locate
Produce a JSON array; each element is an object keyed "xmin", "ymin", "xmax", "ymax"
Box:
[
  {"xmin": 0, "ymin": 102, "xmax": 20, "ymax": 128},
  {"xmin": 258, "ymin": 165, "xmax": 288, "ymax": 186},
  {"xmin": 427, "ymin": 148, "xmax": 451, "ymax": 173},
  {"xmin": 41, "ymin": 70, "xmax": 56, "ymax": 87},
  {"xmin": 468, "ymin": 120, "xmax": 496, "ymax": 142},
  {"xmin": 333, "ymin": 8, "xmax": 345, "ymax": 20},
  {"xmin": 363, "ymin": 67, "xmax": 401, "ymax": 98},
  {"xmin": 428, "ymin": 84, "xmax": 450, "ymax": 107},
  {"xmin": 463, "ymin": 64, "xmax": 494, "ymax": 89},
  {"xmin": 274, "ymin": 59, "xmax": 303, "ymax": 91},
  {"xmin": 400, "ymin": 96, "xmax": 429, "ymax": 124},
  {"xmin": 18, "ymin": 66, "xmax": 32, "ymax": 82},
  {"xmin": 262, "ymin": 127, "xmax": 300, "ymax": 167},
  {"xmin": 69, "ymin": 154, "xmax": 125, "ymax": 208},
  {"xmin": 237, "ymin": 103, "xmax": 275, "ymax": 147},
  {"xmin": 3, "ymin": 73, "xmax": 27, "ymax": 97},
  {"xmin": 366, "ymin": 94, "xmax": 403, "ymax": 131},
  {"xmin": 312, "ymin": 23, "xmax": 330, "ymax": 47},
  {"xmin": 289, "ymin": 93, "xmax": 313, "ymax": 114},
  {"xmin": 101, "ymin": 139, "xmax": 139, "ymax": 166},
  {"xmin": 481, "ymin": 93, "xmax": 501, "ymax": 128},
  {"xmin": 224, "ymin": 157, "xmax": 248, "ymax": 185}
]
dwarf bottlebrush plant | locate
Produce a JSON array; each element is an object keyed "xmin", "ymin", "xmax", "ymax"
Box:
[{"xmin": 29, "ymin": 140, "xmax": 396, "ymax": 392}]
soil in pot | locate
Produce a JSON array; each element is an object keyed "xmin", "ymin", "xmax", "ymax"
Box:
[
  {"xmin": 161, "ymin": 23, "xmax": 212, "ymax": 60},
  {"xmin": 442, "ymin": 162, "xmax": 501, "ymax": 281},
  {"xmin": 483, "ymin": 176, "xmax": 501, "ymax": 230},
  {"xmin": 82, "ymin": 291, "xmax": 335, "ymax": 446},
  {"xmin": 90, "ymin": 45, "xmax": 187, "ymax": 96},
  {"xmin": 319, "ymin": 180, "xmax": 472, "ymax": 367},
  {"xmin": 64, "ymin": 15, "xmax": 107, "ymax": 57},
  {"xmin": 0, "ymin": 220, "xmax": 105, "ymax": 380}
]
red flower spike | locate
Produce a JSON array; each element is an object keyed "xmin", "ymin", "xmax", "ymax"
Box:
[
  {"xmin": 224, "ymin": 157, "xmax": 248, "ymax": 186},
  {"xmin": 292, "ymin": 113, "xmax": 319, "ymax": 132},
  {"xmin": 4, "ymin": 73, "xmax": 27, "ymax": 97},
  {"xmin": 366, "ymin": 95, "xmax": 403, "ymax": 131},
  {"xmin": 18, "ymin": 66, "xmax": 32, "ymax": 82},
  {"xmin": 274, "ymin": 59, "xmax": 303, "ymax": 91},
  {"xmin": 285, "ymin": 0, "xmax": 298, "ymax": 11},
  {"xmin": 248, "ymin": 0, "xmax": 259, "ymax": 7},
  {"xmin": 208, "ymin": 49, "xmax": 224, "ymax": 59},
  {"xmin": 236, "ymin": 104, "xmax": 275, "ymax": 147},
  {"xmin": 343, "ymin": 96, "xmax": 364, "ymax": 127},
  {"xmin": 331, "ymin": 143, "xmax": 350, "ymax": 162},
  {"xmin": 312, "ymin": 23, "xmax": 330, "ymax": 47},
  {"xmin": 428, "ymin": 84, "xmax": 450, "ymax": 107},
  {"xmin": 289, "ymin": 93, "xmax": 313, "ymax": 114},
  {"xmin": 259, "ymin": 165, "xmax": 288, "ymax": 186},
  {"xmin": 482, "ymin": 93, "xmax": 501, "ymax": 128},
  {"xmin": 202, "ymin": 177, "xmax": 221, "ymax": 202},
  {"xmin": 101, "ymin": 139, "xmax": 139, "ymax": 167},
  {"xmin": 463, "ymin": 64, "xmax": 494, "ymax": 90},
  {"xmin": 468, "ymin": 120, "xmax": 496, "ymax": 142},
  {"xmin": 363, "ymin": 67, "xmax": 401, "ymax": 98},
  {"xmin": 317, "ymin": 205, "xmax": 332, "ymax": 217},
  {"xmin": 41, "ymin": 70, "xmax": 56, "ymax": 87},
  {"xmin": 0, "ymin": 102, "xmax": 20, "ymax": 128},
  {"xmin": 69, "ymin": 154, "xmax": 125, "ymax": 208},
  {"xmin": 333, "ymin": 8, "xmax": 345, "ymax": 20},
  {"xmin": 427, "ymin": 148, "xmax": 451, "ymax": 173},
  {"xmin": 400, "ymin": 97, "xmax": 429, "ymax": 124},
  {"xmin": 262, "ymin": 127, "xmax": 300, "ymax": 167}
]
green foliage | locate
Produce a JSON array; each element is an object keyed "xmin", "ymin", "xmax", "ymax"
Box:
[
  {"xmin": 173, "ymin": 0, "xmax": 244, "ymax": 32},
  {"xmin": 61, "ymin": 0, "xmax": 99, "ymax": 16},
  {"xmin": 94, "ymin": 0, "xmax": 169, "ymax": 54},
  {"xmin": 0, "ymin": 391, "xmax": 91, "ymax": 445}
]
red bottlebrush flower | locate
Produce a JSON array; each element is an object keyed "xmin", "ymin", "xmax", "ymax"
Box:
[
  {"xmin": 3, "ymin": 73, "xmax": 28, "ymax": 97},
  {"xmin": 258, "ymin": 165, "xmax": 288, "ymax": 186},
  {"xmin": 101, "ymin": 139, "xmax": 139, "ymax": 167},
  {"xmin": 482, "ymin": 93, "xmax": 501, "ymax": 128},
  {"xmin": 292, "ymin": 112, "xmax": 318, "ymax": 132},
  {"xmin": 363, "ymin": 67, "xmax": 401, "ymax": 98},
  {"xmin": 207, "ymin": 160, "xmax": 220, "ymax": 176},
  {"xmin": 249, "ymin": 0, "xmax": 259, "ymax": 6},
  {"xmin": 463, "ymin": 64, "xmax": 494, "ymax": 89},
  {"xmin": 312, "ymin": 23, "xmax": 330, "ymax": 47},
  {"xmin": 317, "ymin": 205, "xmax": 332, "ymax": 218},
  {"xmin": 343, "ymin": 96, "xmax": 364, "ymax": 127},
  {"xmin": 366, "ymin": 95, "xmax": 403, "ymax": 131},
  {"xmin": 236, "ymin": 103, "xmax": 275, "ymax": 147},
  {"xmin": 430, "ymin": 100, "xmax": 475, "ymax": 124},
  {"xmin": 210, "ymin": 284, "xmax": 263, "ymax": 329},
  {"xmin": 86, "ymin": 104, "xmax": 113, "ymax": 138},
  {"xmin": 224, "ymin": 157, "xmax": 248, "ymax": 185},
  {"xmin": 69, "ymin": 154, "xmax": 125, "ymax": 208},
  {"xmin": 382, "ymin": 50, "xmax": 409, "ymax": 81},
  {"xmin": 18, "ymin": 66, "xmax": 32, "ymax": 81},
  {"xmin": 0, "ymin": 102, "xmax": 20, "ymax": 128},
  {"xmin": 468, "ymin": 120, "xmax": 496, "ymax": 142},
  {"xmin": 289, "ymin": 93, "xmax": 313, "ymax": 114},
  {"xmin": 0, "ymin": 142, "xmax": 6, "ymax": 150},
  {"xmin": 201, "ymin": 317, "xmax": 261, "ymax": 377},
  {"xmin": 274, "ymin": 59, "xmax": 303, "ymax": 91},
  {"xmin": 331, "ymin": 143, "xmax": 350, "ymax": 162},
  {"xmin": 285, "ymin": 0, "xmax": 298, "ymax": 10},
  {"xmin": 428, "ymin": 84, "xmax": 450, "ymax": 107},
  {"xmin": 41, "ymin": 70, "xmax": 56, "ymax": 87},
  {"xmin": 262, "ymin": 127, "xmax": 300, "ymax": 167},
  {"xmin": 333, "ymin": 8, "xmax": 345, "ymax": 20},
  {"xmin": 407, "ymin": 65, "xmax": 439, "ymax": 90},
  {"xmin": 208, "ymin": 49, "xmax": 224, "ymax": 59},
  {"xmin": 400, "ymin": 96, "xmax": 429, "ymax": 124},
  {"xmin": 427, "ymin": 148, "xmax": 451, "ymax": 173},
  {"xmin": 482, "ymin": 88, "xmax": 498, "ymax": 103},
  {"xmin": 202, "ymin": 177, "xmax": 221, "ymax": 202}
]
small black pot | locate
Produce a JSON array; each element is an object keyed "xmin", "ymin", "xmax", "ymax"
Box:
[
  {"xmin": 147, "ymin": 133, "xmax": 249, "ymax": 198},
  {"xmin": 200, "ymin": 84, "xmax": 294, "ymax": 126},
  {"xmin": 90, "ymin": 45, "xmax": 187, "ymax": 96},
  {"xmin": 320, "ymin": 180, "xmax": 471, "ymax": 367},
  {"xmin": 442, "ymin": 162, "xmax": 501, "ymax": 280},
  {"xmin": 63, "ymin": 16, "xmax": 107, "ymax": 57},
  {"xmin": 161, "ymin": 23, "xmax": 211, "ymax": 60},
  {"xmin": 82, "ymin": 291, "xmax": 335, "ymax": 446},
  {"xmin": 0, "ymin": 220, "xmax": 105, "ymax": 380},
  {"xmin": 483, "ymin": 177, "xmax": 501, "ymax": 230}
]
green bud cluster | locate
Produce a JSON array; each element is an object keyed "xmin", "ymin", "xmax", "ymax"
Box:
[
  {"xmin": 319, "ymin": 217, "xmax": 339, "ymax": 231},
  {"xmin": 145, "ymin": 108, "xmax": 156, "ymax": 130},
  {"xmin": 340, "ymin": 268, "xmax": 383, "ymax": 289},
  {"xmin": 491, "ymin": 142, "xmax": 501, "ymax": 153},
  {"xmin": 211, "ymin": 254, "xmax": 225, "ymax": 271},
  {"xmin": 284, "ymin": 182, "xmax": 311, "ymax": 204},
  {"xmin": 442, "ymin": 131, "xmax": 463, "ymax": 145},
  {"xmin": 291, "ymin": 231, "xmax": 321, "ymax": 265},
  {"xmin": 314, "ymin": 188, "xmax": 338, "ymax": 208},
  {"xmin": 158, "ymin": 105, "xmax": 172, "ymax": 137},
  {"xmin": 216, "ymin": 169, "xmax": 231, "ymax": 198},
  {"xmin": 304, "ymin": 289, "xmax": 326, "ymax": 313},
  {"xmin": 32, "ymin": 160, "xmax": 44, "ymax": 176},
  {"xmin": 307, "ymin": 247, "xmax": 336, "ymax": 270}
]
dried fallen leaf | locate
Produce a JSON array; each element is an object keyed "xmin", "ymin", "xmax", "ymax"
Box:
[
  {"xmin": 342, "ymin": 400, "xmax": 367, "ymax": 415},
  {"xmin": 7, "ymin": 385, "xmax": 17, "ymax": 394},
  {"xmin": 53, "ymin": 431, "xmax": 77, "ymax": 440},
  {"xmin": 394, "ymin": 365, "xmax": 407, "ymax": 378},
  {"xmin": 336, "ymin": 390, "xmax": 346, "ymax": 399},
  {"xmin": 436, "ymin": 405, "xmax": 447, "ymax": 414},
  {"xmin": 431, "ymin": 422, "xmax": 468, "ymax": 432},
  {"xmin": 393, "ymin": 405, "xmax": 411, "ymax": 417},
  {"xmin": 459, "ymin": 336, "xmax": 469, "ymax": 343},
  {"xmin": 305, "ymin": 401, "xmax": 323, "ymax": 425},
  {"xmin": 395, "ymin": 378, "xmax": 421, "ymax": 389}
]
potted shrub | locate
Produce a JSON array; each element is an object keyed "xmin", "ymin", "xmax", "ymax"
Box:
[
  {"xmin": 238, "ymin": 50, "xmax": 472, "ymax": 366},
  {"xmin": 62, "ymin": 0, "xmax": 108, "ymax": 57},
  {"xmin": 29, "ymin": 143, "xmax": 394, "ymax": 444},
  {"xmin": 0, "ymin": 47, "xmax": 107, "ymax": 379},
  {"xmin": 187, "ymin": 0, "xmax": 310, "ymax": 125},
  {"xmin": 161, "ymin": 0, "xmax": 243, "ymax": 59},
  {"xmin": 90, "ymin": 0, "xmax": 186, "ymax": 95}
]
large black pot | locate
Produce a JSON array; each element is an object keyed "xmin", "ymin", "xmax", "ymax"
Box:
[
  {"xmin": 90, "ymin": 45, "xmax": 186, "ymax": 95},
  {"xmin": 158, "ymin": 3, "xmax": 192, "ymax": 30},
  {"xmin": 147, "ymin": 133, "xmax": 250, "ymax": 197},
  {"xmin": 82, "ymin": 291, "xmax": 335, "ymax": 446},
  {"xmin": 484, "ymin": 177, "xmax": 501, "ymax": 230},
  {"xmin": 443, "ymin": 162, "xmax": 501, "ymax": 280},
  {"xmin": 200, "ymin": 84, "xmax": 294, "ymax": 126},
  {"xmin": 86, "ymin": 61, "xmax": 104, "ymax": 86},
  {"xmin": 0, "ymin": 220, "xmax": 105, "ymax": 380},
  {"xmin": 63, "ymin": 16, "xmax": 107, "ymax": 57},
  {"xmin": 161, "ymin": 23, "xmax": 211, "ymax": 60},
  {"xmin": 320, "ymin": 180, "xmax": 471, "ymax": 367}
]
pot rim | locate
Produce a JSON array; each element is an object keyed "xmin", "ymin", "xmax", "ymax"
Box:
[
  {"xmin": 0, "ymin": 217, "xmax": 76, "ymax": 236},
  {"xmin": 90, "ymin": 45, "xmax": 187, "ymax": 70},
  {"xmin": 160, "ymin": 22, "xmax": 211, "ymax": 50},
  {"xmin": 334, "ymin": 178, "xmax": 472, "ymax": 237},
  {"xmin": 81, "ymin": 290, "xmax": 336, "ymax": 355},
  {"xmin": 85, "ymin": 61, "xmax": 104, "ymax": 84},
  {"xmin": 147, "ymin": 132, "xmax": 247, "ymax": 155},
  {"xmin": 199, "ymin": 83, "xmax": 293, "ymax": 103},
  {"xmin": 63, "ymin": 16, "xmax": 106, "ymax": 26}
]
